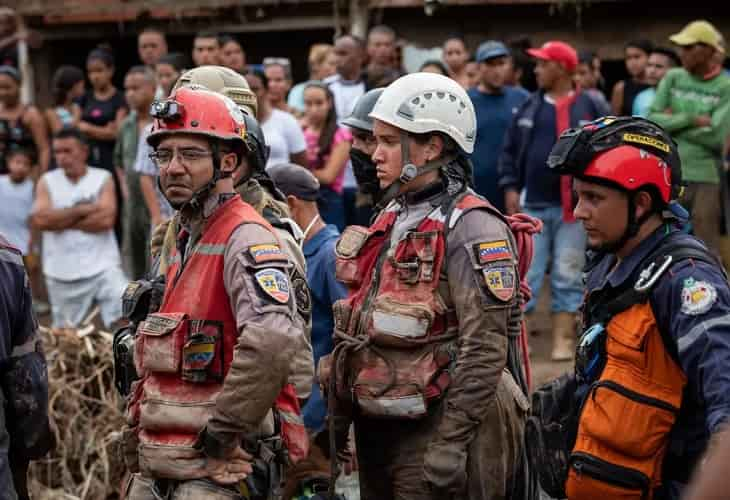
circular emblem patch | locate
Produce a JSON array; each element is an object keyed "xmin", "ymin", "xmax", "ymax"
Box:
[
  {"xmin": 291, "ymin": 269, "xmax": 312, "ymax": 320},
  {"xmin": 680, "ymin": 277, "xmax": 717, "ymax": 316}
]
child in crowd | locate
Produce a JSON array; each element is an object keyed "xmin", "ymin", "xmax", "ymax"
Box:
[
  {"xmin": 0, "ymin": 146, "xmax": 34, "ymax": 254},
  {"xmin": 302, "ymin": 82, "xmax": 352, "ymax": 230}
]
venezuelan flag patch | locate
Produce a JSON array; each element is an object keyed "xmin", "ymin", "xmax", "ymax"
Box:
[
  {"xmin": 250, "ymin": 243, "xmax": 285, "ymax": 263},
  {"xmin": 474, "ymin": 240, "xmax": 512, "ymax": 264}
]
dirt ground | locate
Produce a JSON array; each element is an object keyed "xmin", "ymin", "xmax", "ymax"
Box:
[{"xmin": 526, "ymin": 282, "xmax": 575, "ymax": 388}]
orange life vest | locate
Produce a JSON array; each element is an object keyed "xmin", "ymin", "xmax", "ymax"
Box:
[{"xmin": 567, "ymin": 289, "xmax": 687, "ymax": 498}]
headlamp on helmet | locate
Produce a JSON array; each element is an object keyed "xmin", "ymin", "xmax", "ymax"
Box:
[{"xmin": 150, "ymin": 100, "xmax": 183, "ymax": 122}]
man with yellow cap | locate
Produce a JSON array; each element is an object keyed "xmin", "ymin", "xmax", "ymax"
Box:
[{"xmin": 648, "ymin": 20, "xmax": 730, "ymax": 260}]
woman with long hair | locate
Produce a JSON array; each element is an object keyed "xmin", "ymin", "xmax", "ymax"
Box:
[
  {"xmin": 0, "ymin": 65, "xmax": 48, "ymax": 174},
  {"xmin": 77, "ymin": 45, "xmax": 127, "ymax": 242},
  {"xmin": 302, "ymin": 81, "xmax": 351, "ymax": 230},
  {"xmin": 44, "ymin": 65, "xmax": 84, "ymax": 134}
]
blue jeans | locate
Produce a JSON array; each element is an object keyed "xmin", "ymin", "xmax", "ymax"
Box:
[{"xmin": 524, "ymin": 205, "xmax": 586, "ymax": 313}]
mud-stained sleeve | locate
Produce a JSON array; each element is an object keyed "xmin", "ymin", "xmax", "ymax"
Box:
[
  {"xmin": 436, "ymin": 209, "xmax": 517, "ymax": 445},
  {"xmin": 204, "ymin": 223, "xmax": 298, "ymax": 452},
  {"xmin": 276, "ymin": 227, "xmax": 314, "ymax": 402}
]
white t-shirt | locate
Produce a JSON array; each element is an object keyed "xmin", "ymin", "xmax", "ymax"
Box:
[
  {"xmin": 262, "ymin": 109, "xmax": 307, "ymax": 169},
  {"xmin": 0, "ymin": 175, "xmax": 33, "ymax": 254},
  {"xmin": 324, "ymin": 74, "xmax": 366, "ymax": 189},
  {"xmin": 324, "ymin": 74, "xmax": 366, "ymax": 124},
  {"xmin": 41, "ymin": 167, "xmax": 121, "ymax": 281}
]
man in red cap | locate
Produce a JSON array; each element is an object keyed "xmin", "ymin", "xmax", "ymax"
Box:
[{"xmin": 498, "ymin": 40, "xmax": 605, "ymax": 361}]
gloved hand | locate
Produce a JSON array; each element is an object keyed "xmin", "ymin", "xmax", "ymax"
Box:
[
  {"xmin": 149, "ymin": 218, "xmax": 172, "ymax": 258},
  {"xmin": 423, "ymin": 439, "xmax": 468, "ymax": 495}
]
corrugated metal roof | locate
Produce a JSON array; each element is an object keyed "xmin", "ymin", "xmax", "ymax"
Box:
[{"xmin": 8, "ymin": 0, "xmax": 323, "ymax": 24}]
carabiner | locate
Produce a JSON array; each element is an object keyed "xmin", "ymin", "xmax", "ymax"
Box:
[{"xmin": 634, "ymin": 255, "xmax": 673, "ymax": 292}]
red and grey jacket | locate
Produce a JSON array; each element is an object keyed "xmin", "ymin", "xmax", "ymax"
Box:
[{"xmin": 127, "ymin": 197, "xmax": 305, "ymax": 479}]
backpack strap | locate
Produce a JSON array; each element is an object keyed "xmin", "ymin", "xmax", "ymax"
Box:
[{"xmin": 590, "ymin": 233, "xmax": 722, "ymax": 361}]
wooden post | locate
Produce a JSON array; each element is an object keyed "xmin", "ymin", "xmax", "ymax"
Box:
[{"xmin": 349, "ymin": 0, "xmax": 369, "ymax": 39}]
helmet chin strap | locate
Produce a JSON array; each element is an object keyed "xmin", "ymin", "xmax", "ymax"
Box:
[
  {"xmin": 374, "ymin": 131, "xmax": 456, "ymax": 211},
  {"xmin": 599, "ymin": 192, "xmax": 655, "ymax": 254}
]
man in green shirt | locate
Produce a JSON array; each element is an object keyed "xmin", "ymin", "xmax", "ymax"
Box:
[
  {"xmin": 113, "ymin": 66, "xmax": 156, "ymax": 279},
  {"xmin": 648, "ymin": 19, "xmax": 730, "ymax": 256}
]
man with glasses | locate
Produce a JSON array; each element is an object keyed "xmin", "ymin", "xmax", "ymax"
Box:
[
  {"xmin": 649, "ymin": 20, "xmax": 730, "ymax": 259},
  {"xmin": 124, "ymin": 86, "xmax": 306, "ymax": 499}
]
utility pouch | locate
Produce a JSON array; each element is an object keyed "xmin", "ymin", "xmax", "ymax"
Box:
[
  {"xmin": 135, "ymin": 312, "xmax": 187, "ymax": 374},
  {"xmin": 352, "ymin": 346, "xmax": 446, "ymax": 419},
  {"xmin": 335, "ymin": 225, "xmax": 370, "ymax": 286},
  {"xmin": 524, "ymin": 373, "xmax": 581, "ymax": 499},
  {"xmin": 368, "ymin": 296, "xmax": 435, "ymax": 348},
  {"xmin": 390, "ymin": 230, "xmax": 439, "ymax": 284}
]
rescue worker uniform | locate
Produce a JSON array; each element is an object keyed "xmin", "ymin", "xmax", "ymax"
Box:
[
  {"xmin": 571, "ymin": 225, "xmax": 730, "ymax": 499},
  {"xmin": 533, "ymin": 116, "xmax": 730, "ymax": 500},
  {"xmin": 321, "ymin": 71, "xmax": 529, "ymax": 500},
  {"xmin": 0, "ymin": 235, "xmax": 52, "ymax": 499},
  {"xmin": 152, "ymin": 129, "xmax": 314, "ymax": 406},
  {"xmin": 329, "ymin": 178, "xmax": 528, "ymax": 500},
  {"xmin": 124, "ymin": 87, "xmax": 305, "ymax": 499}
]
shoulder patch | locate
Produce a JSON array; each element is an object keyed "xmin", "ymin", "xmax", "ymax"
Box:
[
  {"xmin": 681, "ymin": 277, "xmax": 717, "ymax": 316},
  {"xmin": 291, "ymin": 268, "xmax": 312, "ymax": 319},
  {"xmin": 474, "ymin": 240, "xmax": 512, "ymax": 264},
  {"xmin": 255, "ymin": 268, "xmax": 291, "ymax": 304},
  {"xmin": 483, "ymin": 264, "xmax": 517, "ymax": 302},
  {"xmin": 249, "ymin": 243, "xmax": 286, "ymax": 263}
]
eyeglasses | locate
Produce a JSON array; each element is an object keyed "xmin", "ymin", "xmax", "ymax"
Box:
[{"xmin": 149, "ymin": 147, "xmax": 212, "ymax": 167}]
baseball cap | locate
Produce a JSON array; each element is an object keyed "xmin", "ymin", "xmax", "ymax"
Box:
[
  {"xmin": 268, "ymin": 163, "xmax": 320, "ymax": 201},
  {"xmin": 527, "ymin": 41, "xmax": 578, "ymax": 72},
  {"xmin": 670, "ymin": 20, "xmax": 723, "ymax": 51},
  {"xmin": 476, "ymin": 41, "xmax": 510, "ymax": 63}
]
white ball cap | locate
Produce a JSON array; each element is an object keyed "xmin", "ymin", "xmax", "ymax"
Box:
[{"xmin": 369, "ymin": 72, "xmax": 477, "ymax": 154}]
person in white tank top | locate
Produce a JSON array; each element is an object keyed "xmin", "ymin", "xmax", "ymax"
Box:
[{"xmin": 30, "ymin": 128, "xmax": 128, "ymax": 327}]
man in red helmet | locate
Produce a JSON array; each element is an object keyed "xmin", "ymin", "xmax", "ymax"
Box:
[
  {"xmin": 123, "ymin": 86, "xmax": 303, "ymax": 499},
  {"xmin": 532, "ymin": 116, "xmax": 730, "ymax": 500}
]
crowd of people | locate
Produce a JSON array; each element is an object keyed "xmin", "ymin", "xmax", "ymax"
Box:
[{"xmin": 2, "ymin": 3, "xmax": 730, "ymax": 498}]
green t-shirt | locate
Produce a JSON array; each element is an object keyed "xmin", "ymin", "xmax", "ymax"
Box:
[{"xmin": 648, "ymin": 67, "xmax": 730, "ymax": 184}]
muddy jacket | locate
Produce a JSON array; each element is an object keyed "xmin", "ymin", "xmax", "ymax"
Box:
[
  {"xmin": 127, "ymin": 196, "xmax": 302, "ymax": 479},
  {"xmin": 571, "ymin": 227, "xmax": 730, "ymax": 500},
  {"xmin": 327, "ymin": 180, "xmax": 520, "ymax": 447},
  {"xmin": 154, "ymin": 178, "xmax": 314, "ymax": 402},
  {"xmin": 0, "ymin": 235, "xmax": 52, "ymax": 498}
]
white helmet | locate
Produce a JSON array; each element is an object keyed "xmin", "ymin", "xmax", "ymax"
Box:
[{"xmin": 369, "ymin": 72, "xmax": 476, "ymax": 154}]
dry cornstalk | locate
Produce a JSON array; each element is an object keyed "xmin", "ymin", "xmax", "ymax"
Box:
[{"xmin": 29, "ymin": 325, "xmax": 126, "ymax": 500}]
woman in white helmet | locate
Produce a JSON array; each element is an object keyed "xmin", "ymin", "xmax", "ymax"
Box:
[{"xmin": 321, "ymin": 72, "xmax": 528, "ymax": 499}]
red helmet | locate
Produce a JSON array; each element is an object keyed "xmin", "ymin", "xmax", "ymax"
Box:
[
  {"xmin": 147, "ymin": 85, "xmax": 247, "ymax": 151},
  {"xmin": 582, "ymin": 145, "xmax": 673, "ymax": 203},
  {"xmin": 549, "ymin": 116, "xmax": 682, "ymax": 204}
]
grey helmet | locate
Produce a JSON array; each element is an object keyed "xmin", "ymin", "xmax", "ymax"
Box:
[
  {"xmin": 173, "ymin": 65, "xmax": 258, "ymax": 118},
  {"xmin": 342, "ymin": 87, "xmax": 384, "ymax": 133}
]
